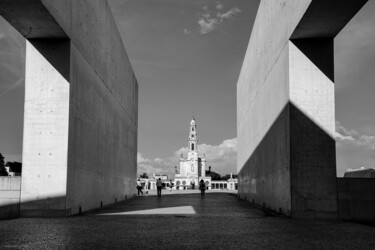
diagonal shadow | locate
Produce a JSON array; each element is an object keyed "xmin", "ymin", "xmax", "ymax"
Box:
[{"xmin": 238, "ymin": 102, "xmax": 337, "ymax": 219}]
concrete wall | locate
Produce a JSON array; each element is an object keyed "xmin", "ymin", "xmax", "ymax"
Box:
[
  {"xmin": 21, "ymin": 40, "xmax": 71, "ymax": 216},
  {"xmin": 0, "ymin": 0, "xmax": 138, "ymax": 217},
  {"xmin": 237, "ymin": 0, "xmax": 367, "ymax": 219},
  {"xmin": 289, "ymin": 41, "xmax": 337, "ymax": 219},
  {"xmin": 64, "ymin": 0, "xmax": 138, "ymax": 216},
  {"xmin": 338, "ymin": 178, "xmax": 375, "ymax": 222},
  {"xmin": 0, "ymin": 177, "xmax": 21, "ymax": 219},
  {"xmin": 237, "ymin": 0, "xmax": 313, "ymax": 217}
]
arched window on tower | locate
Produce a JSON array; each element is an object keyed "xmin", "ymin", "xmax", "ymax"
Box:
[
  {"xmin": 192, "ymin": 127, "xmax": 194, "ymax": 132},
  {"xmin": 191, "ymin": 164, "xmax": 194, "ymax": 172},
  {"xmin": 192, "ymin": 143, "xmax": 194, "ymax": 151}
]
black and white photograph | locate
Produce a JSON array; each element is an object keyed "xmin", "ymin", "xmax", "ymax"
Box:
[{"xmin": 0, "ymin": 0, "xmax": 375, "ymax": 249}]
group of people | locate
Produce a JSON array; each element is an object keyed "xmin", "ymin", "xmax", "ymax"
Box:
[{"xmin": 136, "ymin": 178, "xmax": 207, "ymax": 197}]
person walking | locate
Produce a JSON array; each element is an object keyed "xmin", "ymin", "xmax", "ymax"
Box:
[
  {"xmin": 137, "ymin": 179, "xmax": 143, "ymax": 196},
  {"xmin": 199, "ymin": 179, "xmax": 206, "ymax": 197},
  {"xmin": 156, "ymin": 178, "xmax": 163, "ymax": 197}
]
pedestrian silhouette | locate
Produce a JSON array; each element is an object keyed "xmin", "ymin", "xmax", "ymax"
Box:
[
  {"xmin": 199, "ymin": 179, "xmax": 206, "ymax": 197},
  {"xmin": 156, "ymin": 178, "xmax": 163, "ymax": 197},
  {"xmin": 137, "ymin": 179, "xmax": 143, "ymax": 196}
]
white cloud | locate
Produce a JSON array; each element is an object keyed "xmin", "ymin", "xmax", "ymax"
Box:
[
  {"xmin": 197, "ymin": 6, "xmax": 241, "ymax": 35},
  {"xmin": 137, "ymin": 152, "xmax": 176, "ymax": 178},
  {"xmin": 217, "ymin": 7, "xmax": 241, "ymax": 21},
  {"xmin": 335, "ymin": 121, "xmax": 375, "ymax": 148},
  {"xmin": 335, "ymin": 121, "xmax": 375, "ymax": 177},
  {"xmin": 138, "ymin": 138, "xmax": 237, "ymax": 178},
  {"xmin": 183, "ymin": 28, "xmax": 191, "ymax": 35},
  {"xmin": 198, "ymin": 18, "xmax": 219, "ymax": 35}
]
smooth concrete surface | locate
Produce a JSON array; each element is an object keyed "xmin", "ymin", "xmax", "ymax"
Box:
[
  {"xmin": 0, "ymin": 0, "xmax": 138, "ymax": 217},
  {"xmin": 0, "ymin": 177, "xmax": 21, "ymax": 219},
  {"xmin": 21, "ymin": 40, "xmax": 70, "ymax": 216},
  {"xmin": 338, "ymin": 178, "xmax": 375, "ymax": 222},
  {"xmin": 237, "ymin": 0, "xmax": 367, "ymax": 219},
  {"xmin": 0, "ymin": 0, "xmax": 67, "ymax": 38},
  {"xmin": 289, "ymin": 41, "xmax": 337, "ymax": 219},
  {"xmin": 1, "ymin": 193, "xmax": 375, "ymax": 249},
  {"xmin": 291, "ymin": 0, "xmax": 369, "ymax": 39},
  {"xmin": 237, "ymin": 0, "xmax": 312, "ymax": 217}
]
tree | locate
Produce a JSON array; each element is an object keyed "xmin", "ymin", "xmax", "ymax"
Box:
[
  {"xmin": 0, "ymin": 153, "xmax": 9, "ymax": 176},
  {"xmin": 221, "ymin": 174, "xmax": 238, "ymax": 180},
  {"xmin": 207, "ymin": 171, "xmax": 221, "ymax": 180},
  {"xmin": 139, "ymin": 173, "xmax": 148, "ymax": 179},
  {"xmin": 221, "ymin": 174, "xmax": 231, "ymax": 181}
]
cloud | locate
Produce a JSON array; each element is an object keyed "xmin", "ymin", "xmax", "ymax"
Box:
[
  {"xmin": 197, "ymin": 6, "xmax": 241, "ymax": 34},
  {"xmin": 137, "ymin": 153, "xmax": 176, "ymax": 178},
  {"xmin": 183, "ymin": 28, "xmax": 192, "ymax": 35},
  {"xmin": 335, "ymin": 121, "xmax": 375, "ymax": 177},
  {"xmin": 335, "ymin": 121, "xmax": 375, "ymax": 148},
  {"xmin": 198, "ymin": 17, "xmax": 219, "ymax": 35},
  {"xmin": 217, "ymin": 7, "xmax": 241, "ymax": 21},
  {"xmin": 137, "ymin": 138, "xmax": 237, "ymax": 178}
]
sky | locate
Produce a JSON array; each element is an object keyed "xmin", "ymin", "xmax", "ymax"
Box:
[{"xmin": 0, "ymin": 0, "xmax": 374, "ymax": 177}]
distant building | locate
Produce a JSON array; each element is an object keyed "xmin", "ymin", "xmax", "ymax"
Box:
[
  {"xmin": 174, "ymin": 117, "xmax": 211, "ymax": 190},
  {"xmin": 211, "ymin": 173, "xmax": 238, "ymax": 190},
  {"xmin": 154, "ymin": 174, "xmax": 168, "ymax": 181},
  {"xmin": 140, "ymin": 117, "xmax": 238, "ymax": 191},
  {"xmin": 145, "ymin": 174, "xmax": 172, "ymax": 190},
  {"xmin": 344, "ymin": 167, "xmax": 375, "ymax": 178},
  {"xmin": 5, "ymin": 162, "xmax": 22, "ymax": 176}
]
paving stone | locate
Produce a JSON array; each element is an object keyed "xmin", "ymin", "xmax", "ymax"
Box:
[{"xmin": 0, "ymin": 192, "xmax": 374, "ymax": 249}]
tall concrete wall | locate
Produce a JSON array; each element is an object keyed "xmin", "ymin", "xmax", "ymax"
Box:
[
  {"xmin": 20, "ymin": 40, "xmax": 70, "ymax": 216},
  {"xmin": 0, "ymin": 0, "xmax": 138, "ymax": 216},
  {"xmin": 237, "ymin": 0, "xmax": 367, "ymax": 219}
]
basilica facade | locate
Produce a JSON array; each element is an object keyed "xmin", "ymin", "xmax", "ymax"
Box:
[
  {"xmin": 174, "ymin": 117, "xmax": 211, "ymax": 189},
  {"xmin": 142, "ymin": 117, "xmax": 238, "ymax": 192}
]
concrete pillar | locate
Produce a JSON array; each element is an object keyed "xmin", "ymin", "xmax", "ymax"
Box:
[
  {"xmin": 288, "ymin": 40, "xmax": 337, "ymax": 219},
  {"xmin": 1, "ymin": 0, "xmax": 139, "ymax": 217},
  {"xmin": 21, "ymin": 40, "xmax": 70, "ymax": 216},
  {"xmin": 237, "ymin": 0, "xmax": 368, "ymax": 219}
]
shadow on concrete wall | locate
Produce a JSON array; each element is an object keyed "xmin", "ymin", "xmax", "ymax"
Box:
[
  {"xmin": 0, "ymin": 194, "xmax": 67, "ymax": 219},
  {"xmin": 28, "ymin": 38, "xmax": 70, "ymax": 81},
  {"xmin": 0, "ymin": 175, "xmax": 134, "ymax": 219},
  {"xmin": 238, "ymin": 102, "xmax": 338, "ymax": 219},
  {"xmin": 238, "ymin": 103, "xmax": 291, "ymax": 215},
  {"xmin": 0, "ymin": 193, "xmax": 136, "ymax": 219},
  {"xmin": 0, "ymin": 177, "xmax": 21, "ymax": 219},
  {"xmin": 238, "ymin": 102, "xmax": 375, "ymax": 221}
]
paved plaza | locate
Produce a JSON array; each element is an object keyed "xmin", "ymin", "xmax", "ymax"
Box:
[{"xmin": 1, "ymin": 191, "xmax": 375, "ymax": 249}]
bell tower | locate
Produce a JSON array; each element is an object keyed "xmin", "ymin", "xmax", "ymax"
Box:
[{"xmin": 189, "ymin": 116, "xmax": 198, "ymax": 152}]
